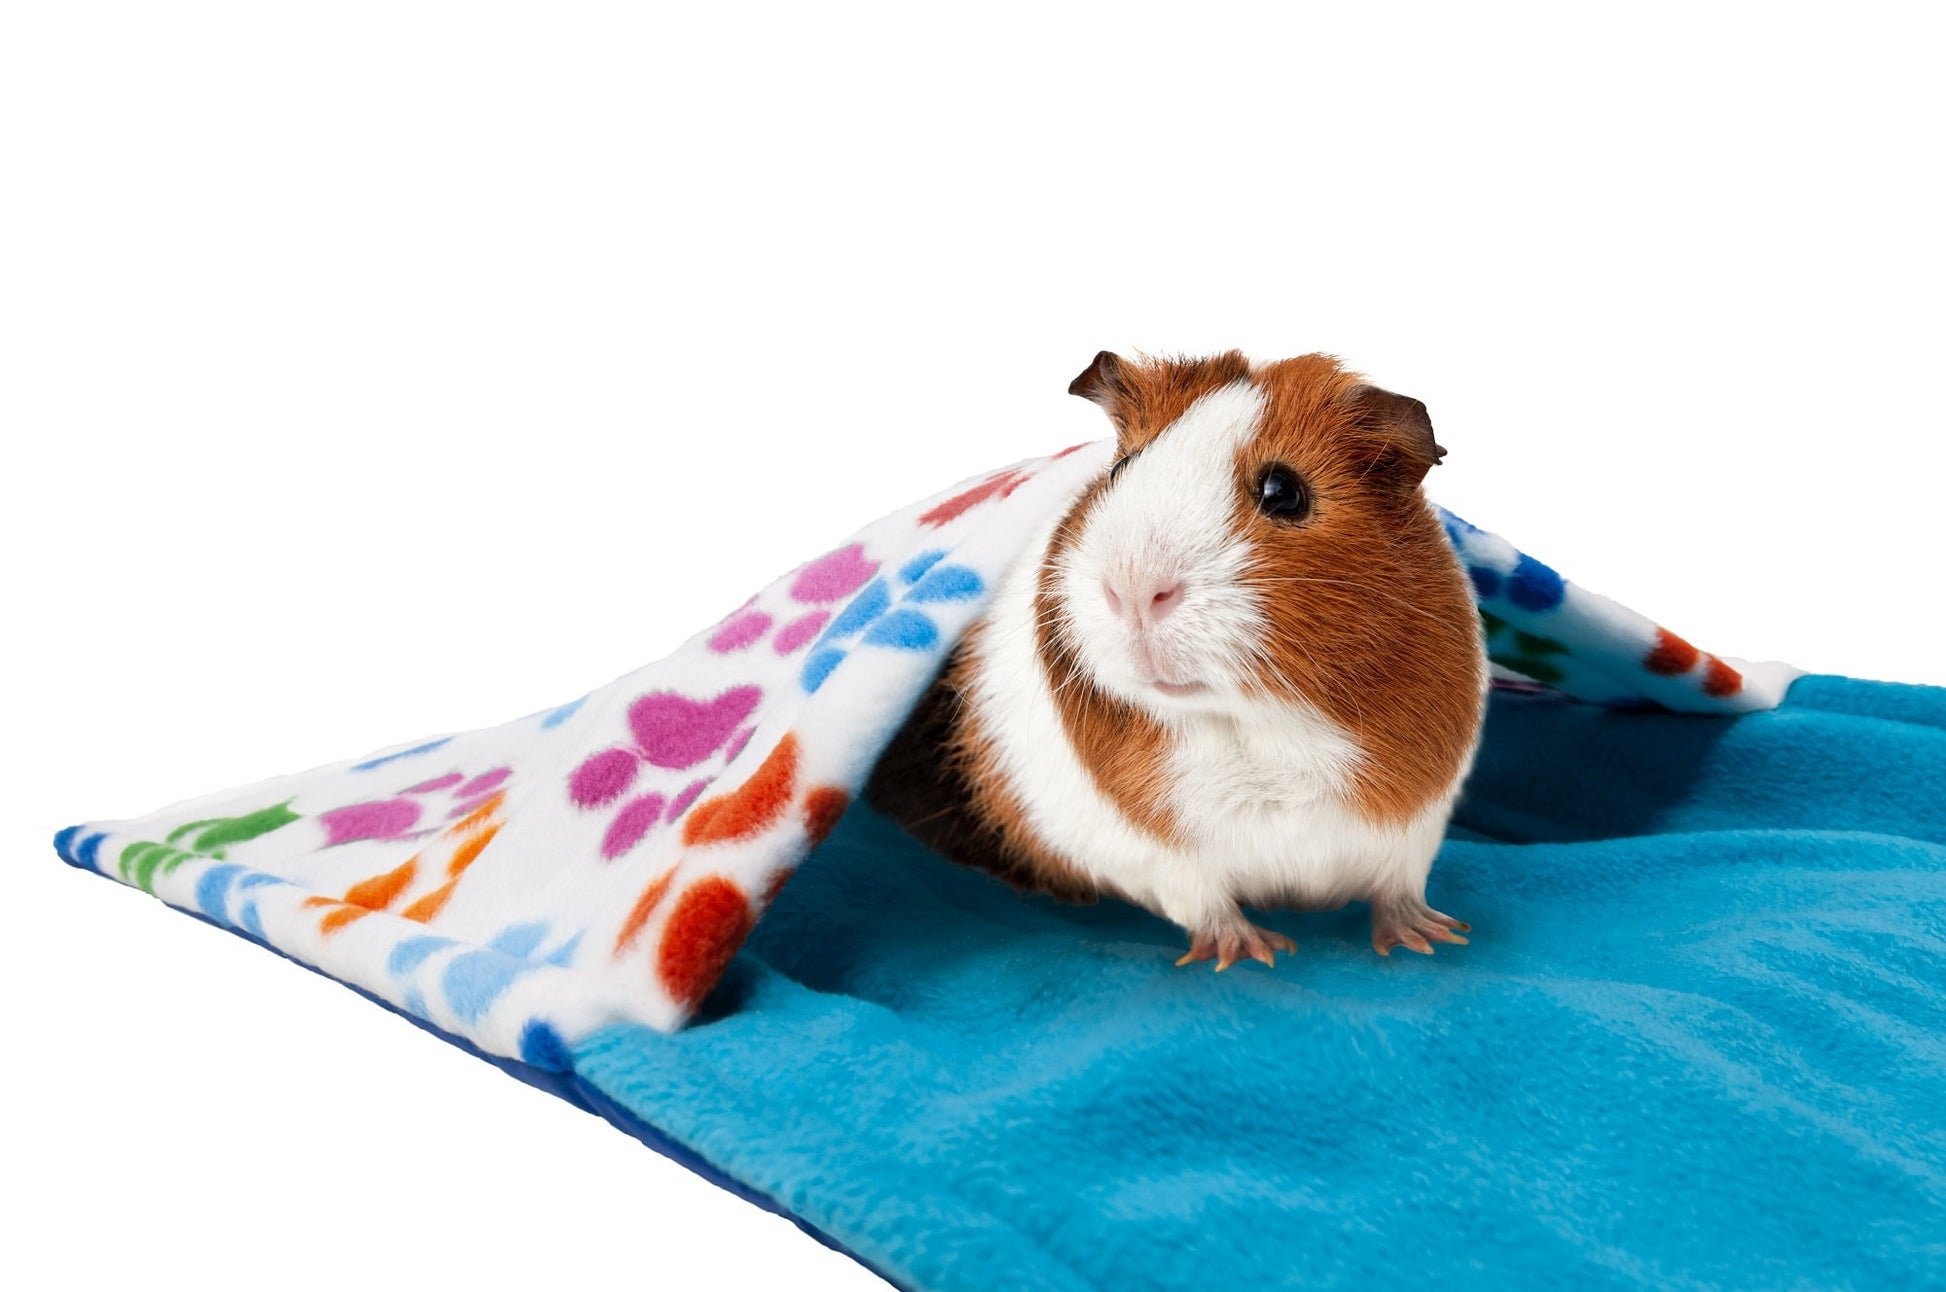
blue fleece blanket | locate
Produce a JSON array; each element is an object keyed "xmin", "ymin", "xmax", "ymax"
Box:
[{"xmin": 570, "ymin": 673, "xmax": 1946, "ymax": 1290}]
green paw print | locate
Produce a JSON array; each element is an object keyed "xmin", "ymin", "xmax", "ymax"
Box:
[
  {"xmin": 1481, "ymin": 610, "xmax": 1569, "ymax": 685},
  {"xmin": 119, "ymin": 801, "xmax": 302, "ymax": 893}
]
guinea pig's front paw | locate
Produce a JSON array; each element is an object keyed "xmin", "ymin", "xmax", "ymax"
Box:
[
  {"xmin": 1175, "ymin": 918, "xmax": 1297, "ymax": 972},
  {"xmin": 1370, "ymin": 897, "xmax": 1471, "ymax": 957}
]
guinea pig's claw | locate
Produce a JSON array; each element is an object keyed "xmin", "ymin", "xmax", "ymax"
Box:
[
  {"xmin": 1177, "ymin": 924, "xmax": 1296, "ymax": 971},
  {"xmin": 1371, "ymin": 902, "xmax": 1471, "ymax": 957}
]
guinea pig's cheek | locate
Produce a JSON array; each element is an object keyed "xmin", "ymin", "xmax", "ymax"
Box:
[
  {"xmin": 1082, "ymin": 609, "xmax": 1150, "ymax": 695},
  {"xmin": 1054, "ymin": 563, "xmax": 1118, "ymax": 680},
  {"xmin": 1096, "ymin": 621, "xmax": 1146, "ymax": 690}
]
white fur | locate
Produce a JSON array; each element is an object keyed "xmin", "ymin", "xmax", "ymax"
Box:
[
  {"xmin": 1056, "ymin": 381, "xmax": 1270, "ymax": 710},
  {"xmin": 966, "ymin": 382, "xmax": 1463, "ymax": 941}
]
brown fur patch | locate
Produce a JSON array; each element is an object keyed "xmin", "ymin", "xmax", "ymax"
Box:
[
  {"xmin": 1242, "ymin": 355, "xmax": 1485, "ymax": 824},
  {"xmin": 1030, "ymin": 487, "xmax": 1179, "ymax": 841},
  {"xmin": 1076, "ymin": 350, "xmax": 1252, "ymax": 455}
]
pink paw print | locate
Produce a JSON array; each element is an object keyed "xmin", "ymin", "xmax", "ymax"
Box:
[
  {"xmin": 706, "ymin": 544, "xmax": 878, "ymax": 659},
  {"xmin": 318, "ymin": 767, "xmax": 513, "ymax": 847},
  {"xmin": 567, "ymin": 685, "xmax": 763, "ymax": 860}
]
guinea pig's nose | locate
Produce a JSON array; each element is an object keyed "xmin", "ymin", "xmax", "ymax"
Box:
[
  {"xmin": 1103, "ymin": 577, "xmax": 1183, "ymax": 624},
  {"xmin": 1101, "ymin": 579, "xmax": 1124, "ymax": 617}
]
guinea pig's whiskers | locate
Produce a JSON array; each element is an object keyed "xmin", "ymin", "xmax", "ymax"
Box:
[
  {"xmin": 1252, "ymin": 576, "xmax": 1455, "ymax": 628},
  {"xmin": 1249, "ymin": 626, "xmax": 1368, "ymax": 730},
  {"xmin": 994, "ymin": 598, "xmax": 1095, "ymax": 705}
]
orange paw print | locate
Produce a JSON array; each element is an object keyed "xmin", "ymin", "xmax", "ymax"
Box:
[
  {"xmin": 306, "ymin": 788, "xmax": 509, "ymax": 935},
  {"xmin": 615, "ymin": 731, "xmax": 850, "ymax": 1009}
]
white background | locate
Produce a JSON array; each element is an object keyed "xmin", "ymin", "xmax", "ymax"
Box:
[{"xmin": 3, "ymin": 4, "xmax": 1940, "ymax": 1289}]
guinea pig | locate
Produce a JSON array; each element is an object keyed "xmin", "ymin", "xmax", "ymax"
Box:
[{"xmin": 867, "ymin": 350, "xmax": 1488, "ymax": 970}]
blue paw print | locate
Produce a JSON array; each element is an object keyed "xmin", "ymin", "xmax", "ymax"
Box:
[
  {"xmin": 1438, "ymin": 509, "xmax": 1566, "ymax": 614},
  {"xmin": 384, "ymin": 922, "xmax": 581, "ymax": 1044},
  {"xmin": 191, "ymin": 865, "xmax": 290, "ymax": 941},
  {"xmin": 352, "ymin": 738, "xmax": 452, "ymax": 772},
  {"xmin": 538, "ymin": 695, "xmax": 587, "ymax": 729},
  {"xmin": 800, "ymin": 549, "xmax": 986, "ymax": 693},
  {"xmin": 1467, "ymin": 552, "xmax": 1564, "ymax": 612}
]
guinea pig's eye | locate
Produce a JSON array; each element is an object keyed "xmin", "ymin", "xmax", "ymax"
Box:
[
  {"xmin": 1109, "ymin": 454, "xmax": 1133, "ymax": 483},
  {"xmin": 1255, "ymin": 465, "xmax": 1311, "ymax": 522}
]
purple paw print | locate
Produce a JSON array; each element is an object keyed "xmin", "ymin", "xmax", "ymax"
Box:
[
  {"xmin": 706, "ymin": 544, "xmax": 879, "ymax": 658},
  {"xmin": 567, "ymin": 685, "xmax": 763, "ymax": 860},
  {"xmin": 318, "ymin": 766, "xmax": 513, "ymax": 846}
]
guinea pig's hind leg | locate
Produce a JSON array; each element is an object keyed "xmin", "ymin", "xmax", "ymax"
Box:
[
  {"xmin": 1173, "ymin": 911, "xmax": 1298, "ymax": 971},
  {"xmin": 1369, "ymin": 892, "xmax": 1470, "ymax": 957}
]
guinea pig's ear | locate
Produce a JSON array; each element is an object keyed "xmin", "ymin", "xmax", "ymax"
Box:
[
  {"xmin": 1349, "ymin": 385, "xmax": 1447, "ymax": 485},
  {"xmin": 1068, "ymin": 351, "xmax": 1128, "ymax": 419}
]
